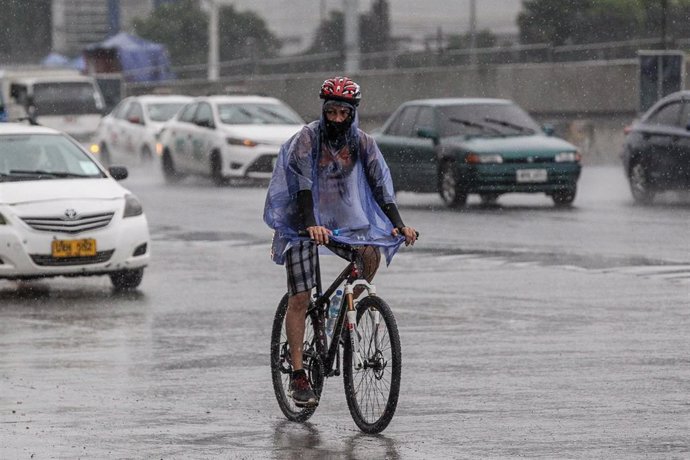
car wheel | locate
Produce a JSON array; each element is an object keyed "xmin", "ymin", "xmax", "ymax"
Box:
[
  {"xmin": 439, "ymin": 161, "xmax": 468, "ymax": 208},
  {"xmin": 99, "ymin": 143, "xmax": 111, "ymax": 167},
  {"xmin": 110, "ymin": 268, "xmax": 144, "ymax": 290},
  {"xmin": 629, "ymin": 162, "xmax": 655, "ymax": 204},
  {"xmin": 551, "ymin": 188, "xmax": 576, "ymax": 207},
  {"xmin": 162, "ymin": 150, "xmax": 183, "ymax": 183},
  {"xmin": 480, "ymin": 193, "xmax": 499, "ymax": 205},
  {"xmin": 210, "ymin": 151, "xmax": 227, "ymax": 186}
]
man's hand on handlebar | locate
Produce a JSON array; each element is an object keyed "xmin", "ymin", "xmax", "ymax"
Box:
[
  {"xmin": 392, "ymin": 226, "xmax": 418, "ymax": 246},
  {"xmin": 307, "ymin": 225, "xmax": 332, "ymax": 245}
]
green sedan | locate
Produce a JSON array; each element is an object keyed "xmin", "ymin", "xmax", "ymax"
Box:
[{"xmin": 374, "ymin": 98, "xmax": 582, "ymax": 207}]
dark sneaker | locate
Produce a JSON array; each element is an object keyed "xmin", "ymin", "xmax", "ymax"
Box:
[{"xmin": 289, "ymin": 370, "xmax": 319, "ymax": 408}]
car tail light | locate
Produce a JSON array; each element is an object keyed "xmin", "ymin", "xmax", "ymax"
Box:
[{"xmin": 623, "ymin": 125, "xmax": 632, "ymax": 135}]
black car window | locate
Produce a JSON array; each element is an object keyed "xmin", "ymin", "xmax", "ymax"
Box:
[
  {"xmin": 387, "ymin": 106, "xmax": 420, "ymax": 137},
  {"xmin": 680, "ymin": 101, "xmax": 690, "ymax": 129},
  {"xmin": 112, "ymin": 99, "xmax": 130, "ymax": 119},
  {"xmin": 414, "ymin": 107, "xmax": 435, "ymax": 135},
  {"xmin": 126, "ymin": 102, "xmax": 144, "ymax": 122},
  {"xmin": 646, "ymin": 101, "xmax": 682, "ymax": 127},
  {"xmin": 194, "ymin": 103, "xmax": 214, "ymax": 127},
  {"xmin": 178, "ymin": 103, "xmax": 198, "ymax": 123}
]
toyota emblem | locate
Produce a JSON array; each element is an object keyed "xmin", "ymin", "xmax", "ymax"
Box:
[{"xmin": 64, "ymin": 209, "xmax": 78, "ymax": 220}]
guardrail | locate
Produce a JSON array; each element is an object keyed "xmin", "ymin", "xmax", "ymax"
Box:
[{"xmin": 143, "ymin": 37, "xmax": 685, "ymax": 82}]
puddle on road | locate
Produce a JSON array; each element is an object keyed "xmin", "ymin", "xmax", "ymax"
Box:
[{"xmin": 410, "ymin": 246, "xmax": 690, "ymax": 284}]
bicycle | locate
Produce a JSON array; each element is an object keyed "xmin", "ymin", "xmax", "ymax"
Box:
[{"xmin": 270, "ymin": 233, "xmax": 413, "ymax": 434}]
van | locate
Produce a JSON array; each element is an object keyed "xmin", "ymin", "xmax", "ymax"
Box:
[{"xmin": 1, "ymin": 69, "xmax": 106, "ymax": 143}]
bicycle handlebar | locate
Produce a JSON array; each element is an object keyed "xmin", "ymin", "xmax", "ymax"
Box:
[{"xmin": 296, "ymin": 228, "xmax": 419, "ymax": 248}]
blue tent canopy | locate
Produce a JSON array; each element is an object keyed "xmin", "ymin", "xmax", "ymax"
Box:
[{"xmin": 84, "ymin": 32, "xmax": 174, "ymax": 82}]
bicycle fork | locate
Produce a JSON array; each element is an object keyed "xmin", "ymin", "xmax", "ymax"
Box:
[{"xmin": 344, "ymin": 280, "xmax": 376, "ymax": 370}]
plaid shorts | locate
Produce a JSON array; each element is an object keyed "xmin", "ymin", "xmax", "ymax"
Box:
[{"xmin": 285, "ymin": 240, "xmax": 355, "ymax": 295}]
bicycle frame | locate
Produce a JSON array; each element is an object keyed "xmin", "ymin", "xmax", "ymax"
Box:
[{"xmin": 307, "ymin": 240, "xmax": 375, "ymax": 377}]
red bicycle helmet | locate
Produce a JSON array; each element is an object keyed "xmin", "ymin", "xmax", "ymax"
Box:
[{"xmin": 319, "ymin": 77, "xmax": 361, "ymax": 106}]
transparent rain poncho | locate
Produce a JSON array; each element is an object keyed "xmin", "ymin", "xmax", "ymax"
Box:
[{"xmin": 263, "ymin": 111, "xmax": 404, "ymax": 265}]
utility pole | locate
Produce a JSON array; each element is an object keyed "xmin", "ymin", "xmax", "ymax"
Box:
[
  {"xmin": 207, "ymin": 0, "xmax": 219, "ymax": 81},
  {"xmin": 344, "ymin": 0, "xmax": 360, "ymax": 73},
  {"xmin": 469, "ymin": 0, "xmax": 477, "ymax": 64},
  {"xmin": 660, "ymin": 0, "xmax": 668, "ymax": 49}
]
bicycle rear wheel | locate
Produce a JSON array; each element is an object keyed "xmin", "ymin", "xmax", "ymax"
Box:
[
  {"xmin": 270, "ymin": 294, "xmax": 324, "ymax": 422},
  {"xmin": 343, "ymin": 295, "xmax": 401, "ymax": 434}
]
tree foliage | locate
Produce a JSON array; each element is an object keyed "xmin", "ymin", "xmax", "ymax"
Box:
[
  {"xmin": 447, "ymin": 30, "xmax": 498, "ymax": 50},
  {"xmin": 218, "ymin": 5, "xmax": 281, "ymax": 61},
  {"xmin": 307, "ymin": 0, "xmax": 391, "ymax": 54},
  {"xmin": 0, "ymin": 0, "xmax": 52, "ymax": 63},
  {"xmin": 518, "ymin": 0, "xmax": 690, "ymax": 46},
  {"xmin": 132, "ymin": 0, "xmax": 280, "ymax": 66}
]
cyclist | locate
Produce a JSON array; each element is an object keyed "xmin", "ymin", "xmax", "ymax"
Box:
[{"xmin": 264, "ymin": 76, "xmax": 417, "ymax": 408}]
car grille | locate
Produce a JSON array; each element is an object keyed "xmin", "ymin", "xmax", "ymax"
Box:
[
  {"xmin": 30, "ymin": 250, "xmax": 115, "ymax": 266},
  {"xmin": 246, "ymin": 154, "xmax": 277, "ymax": 174},
  {"xmin": 503, "ymin": 156, "xmax": 555, "ymax": 164},
  {"xmin": 21, "ymin": 212, "xmax": 115, "ymax": 234}
]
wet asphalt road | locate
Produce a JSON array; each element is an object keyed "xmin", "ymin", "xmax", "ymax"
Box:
[{"xmin": 1, "ymin": 165, "xmax": 689, "ymax": 459}]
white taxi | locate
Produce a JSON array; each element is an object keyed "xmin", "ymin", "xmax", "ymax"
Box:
[
  {"xmin": 0, "ymin": 123, "xmax": 150, "ymax": 289},
  {"xmin": 156, "ymin": 95, "xmax": 304, "ymax": 185},
  {"xmin": 92, "ymin": 94, "xmax": 192, "ymax": 166}
]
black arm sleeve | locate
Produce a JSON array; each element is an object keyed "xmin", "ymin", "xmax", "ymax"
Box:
[
  {"xmin": 381, "ymin": 202, "xmax": 405, "ymax": 229},
  {"xmin": 296, "ymin": 189, "xmax": 317, "ymax": 229}
]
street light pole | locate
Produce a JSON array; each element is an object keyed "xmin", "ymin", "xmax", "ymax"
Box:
[
  {"xmin": 469, "ymin": 0, "xmax": 477, "ymax": 64},
  {"xmin": 660, "ymin": 0, "xmax": 668, "ymax": 49},
  {"xmin": 208, "ymin": 0, "xmax": 219, "ymax": 81},
  {"xmin": 344, "ymin": 0, "xmax": 360, "ymax": 73}
]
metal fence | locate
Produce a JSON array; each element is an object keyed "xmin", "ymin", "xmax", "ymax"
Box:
[{"xmin": 125, "ymin": 37, "xmax": 690, "ymax": 82}]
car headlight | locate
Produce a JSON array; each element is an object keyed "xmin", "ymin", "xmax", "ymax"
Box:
[
  {"xmin": 227, "ymin": 137, "xmax": 258, "ymax": 147},
  {"xmin": 555, "ymin": 152, "xmax": 580, "ymax": 162},
  {"xmin": 466, "ymin": 153, "xmax": 503, "ymax": 164},
  {"xmin": 123, "ymin": 194, "xmax": 144, "ymax": 218}
]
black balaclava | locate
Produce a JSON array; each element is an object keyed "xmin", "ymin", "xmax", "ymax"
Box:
[{"xmin": 323, "ymin": 100, "xmax": 356, "ymax": 146}]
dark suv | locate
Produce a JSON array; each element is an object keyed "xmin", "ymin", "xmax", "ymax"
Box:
[{"xmin": 622, "ymin": 91, "xmax": 690, "ymax": 204}]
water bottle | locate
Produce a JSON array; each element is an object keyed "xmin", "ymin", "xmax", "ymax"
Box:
[{"xmin": 326, "ymin": 289, "xmax": 343, "ymax": 340}]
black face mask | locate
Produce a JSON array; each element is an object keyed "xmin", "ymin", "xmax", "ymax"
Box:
[{"xmin": 324, "ymin": 118, "xmax": 352, "ymax": 140}]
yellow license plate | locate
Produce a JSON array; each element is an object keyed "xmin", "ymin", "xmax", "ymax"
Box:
[{"xmin": 51, "ymin": 239, "xmax": 97, "ymax": 258}]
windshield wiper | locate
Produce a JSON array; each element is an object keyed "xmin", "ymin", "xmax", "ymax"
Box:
[
  {"xmin": 256, "ymin": 107, "xmax": 295, "ymax": 124},
  {"xmin": 484, "ymin": 117, "xmax": 535, "ymax": 134},
  {"xmin": 448, "ymin": 117, "xmax": 502, "ymax": 135},
  {"xmin": 9, "ymin": 169, "xmax": 92, "ymax": 178}
]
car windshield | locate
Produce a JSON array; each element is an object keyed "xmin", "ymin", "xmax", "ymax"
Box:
[
  {"xmin": 218, "ymin": 103, "xmax": 303, "ymax": 125},
  {"xmin": 439, "ymin": 103, "xmax": 540, "ymax": 137},
  {"xmin": 147, "ymin": 102, "xmax": 187, "ymax": 122},
  {"xmin": 33, "ymin": 82, "xmax": 101, "ymax": 115},
  {"xmin": 0, "ymin": 134, "xmax": 105, "ymax": 182}
]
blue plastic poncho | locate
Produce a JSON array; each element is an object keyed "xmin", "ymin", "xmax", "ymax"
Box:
[{"xmin": 263, "ymin": 110, "xmax": 403, "ymax": 265}]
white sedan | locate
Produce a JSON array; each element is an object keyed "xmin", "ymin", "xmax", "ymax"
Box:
[
  {"xmin": 157, "ymin": 95, "xmax": 304, "ymax": 185},
  {"xmin": 92, "ymin": 94, "xmax": 192, "ymax": 166},
  {"xmin": 0, "ymin": 123, "xmax": 150, "ymax": 289}
]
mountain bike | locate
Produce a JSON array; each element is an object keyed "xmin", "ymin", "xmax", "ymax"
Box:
[{"xmin": 270, "ymin": 235, "xmax": 411, "ymax": 434}]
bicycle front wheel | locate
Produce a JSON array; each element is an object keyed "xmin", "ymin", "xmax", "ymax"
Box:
[
  {"xmin": 270, "ymin": 294, "xmax": 324, "ymax": 423},
  {"xmin": 343, "ymin": 295, "xmax": 401, "ymax": 434}
]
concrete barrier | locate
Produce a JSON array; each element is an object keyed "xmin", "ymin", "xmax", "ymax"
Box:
[{"xmin": 125, "ymin": 58, "xmax": 683, "ymax": 165}]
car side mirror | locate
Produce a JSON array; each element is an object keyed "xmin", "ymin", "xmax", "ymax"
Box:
[
  {"xmin": 417, "ymin": 127, "xmax": 439, "ymax": 145},
  {"xmin": 108, "ymin": 166, "xmax": 128, "ymax": 181},
  {"xmin": 196, "ymin": 119, "xmax": 214, "ymax": 129},
  {"xmin": 542, "ymin": 123, "xmax": 555, "ymax": 136}
]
